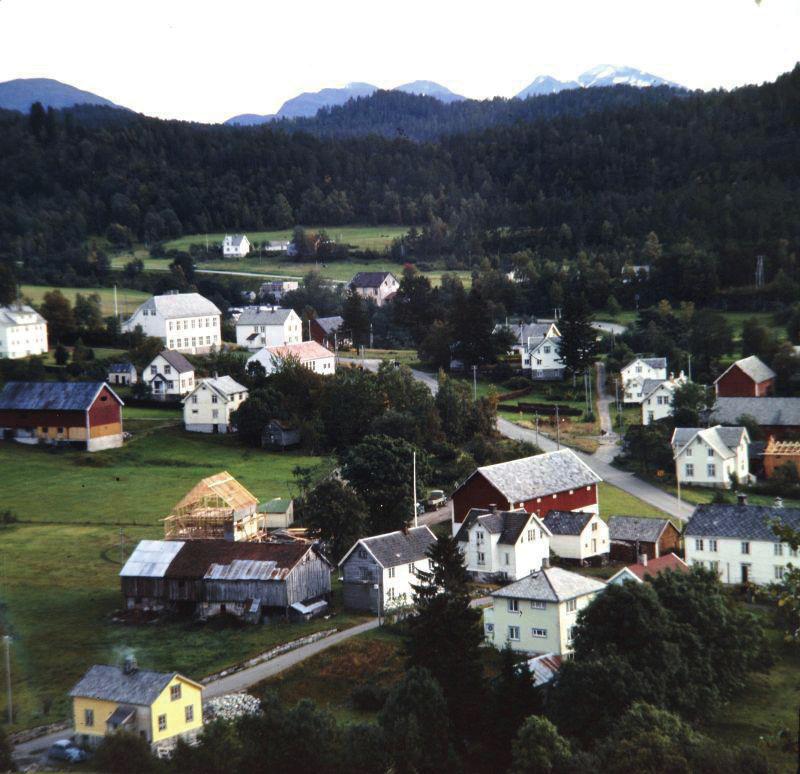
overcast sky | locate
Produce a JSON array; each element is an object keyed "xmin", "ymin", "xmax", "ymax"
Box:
[{"xmin": 0, "ymin": 0, "xmax": 798, "ymax": 123}]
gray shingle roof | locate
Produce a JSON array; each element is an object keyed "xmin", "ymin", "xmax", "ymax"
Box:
[
  {"xmin": 226, "ymin": 234, "xmax": 247, "ymax": 247},
  {"xmin": 350, "ymin": 272, "xmax": 395, "ymax": 288},
  {"xmin": 473, "ymin": 450, "xmax": 601, "ymax": 504},
  {"xmin": 236, "ymin": 308, "xmax": 295, "ymax": 326},
  {"xmin": 716, "ymin": 355, "xmax": 776, "ymax": 385},
  {"xmin": 108, "ymin": 362, "xmax": 135, "ymax": 373},
  {"xmin": 672, "ymin": 426, "xmax": 747, "ymax": 459},
  {"xmin": 684, "ymin": 503, "xmax": 800, "ymax": 541},
  {"xmin": 0, "ymin": 304, "xmax": 45, "ymax": 325},
  {"xmin": 157, "ymin": 350, "xmax": 193, "ymax": 374},
  {"xmin": 543, "ymin": 510, "xmax": 593, "ymax": 535},
  {"xmin": 131, "ymin": 293, "xmax": 220, "ymax": 320},
  {"xmin": 607, "ymin": 516, "xmax": 671, "ymax": 543},
  {"xmin": 710, "ymin": 398, "xmax": 800, "ymax": 428},
  {"xmin": 357, "ymin": 526, "xmax": 436, "ymax": 568},
  {"xmin": 492, "ymin": 567, "xmax": 606, "ymax": 602},
  {"xmin": 640, "ymin": 378, "xmax": 667, "ymax": 398},
  {"xmin": 315, "ymin": 316, "xmax": 343, "ymax": 334},
  {"xmin": 69, "ymin": 665, "xmax": 176, "ymax": 705},
  {"xmin": 0, "ymin": 382, "xmax": 122, "ymax": 411},
  {"xmin": 624, "ymin": 356, "xmax": 667, "ymax": 372},
  {"xmin": 455, "ymin": 508, "xmax": 541, "ymax": 545}
]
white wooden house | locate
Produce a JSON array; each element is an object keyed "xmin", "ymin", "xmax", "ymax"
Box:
[
  {"xmin": 182, "ymin": 376, "xmax": 248, "ymax": 434},
  {"xmin": 483, "ymin": 566, "xmax": 606, "ymax": 656},
  {"xmin": 143, "ymin": 350, "xmax": 195, "ymax": 399},
  {"xmin": 0, "ymin": 304, "xmax": 48, "ymax": 359},
  {"xmin": 641, "ymin": 373, "xmax": 687, "ymax": 425},
  {"xmin": 107, "ymin": 362, "xmax": 138, "ymax": 386},
  {"xmin": 524, "ymin": 335, "xmax": 565, "ymax": 381},
  {"xmin": 543, "ymin": 510, "xmax": 609, "ymax": 563},
  {"xmin": 684, "ymin": 502, "xmax": 800, "ymax": 585},
  {"xmin": 222, "ymin": 234, "xmax": 250, "ymax": 258},
  {"xmin": 339, "ymin": 526, "xmax": 436, "ymax": 614},
  {"xmin": 122, "ymin": 293, "xmax": 222, "ymax": 355},
  {"xmin": 349, "ymin": 272, "xmax": 400, "ymax": 307},
  {"xmin": 247, "ymin": 341, "xmax": 335, "ymax": 376},
  {"xmin": 621, "ymin": 357, "xmax": 668, "ymax": 403},
  {"xmin": 235, "ymin": 308, "xmax": 302, "ymax": 351},
  {"xmin": 455, "ymin": 507, "xmax": 551, "ymax": 581},
  {"xmin": 671, "ymin": 425, "xmax": 752, "ymax": 488}
]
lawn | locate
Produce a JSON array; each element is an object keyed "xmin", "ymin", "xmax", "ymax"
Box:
[
  {"xmin": 0, "ymin": 425, "xmax": 325, "ymax": 525},
  {"xmin": 597, "ymin": 482, "xmax": 670, "ymax": 521},
  {"xmin": 20, "ymin": 284, "xmax": 150, "ymax": 318},
  {"xmin": 655, "ymin": 482, "xmax": 800, "ymax": 509},
  {"xmin": 0, "ymin": 522, "xmax": 367, "ymax": 730}
]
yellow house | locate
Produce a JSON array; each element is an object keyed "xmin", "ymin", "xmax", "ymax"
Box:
[
  {"xmin": 69, "ymin": 659, "xmax": 203, "ymax": 751},
  {"xmin": 483, "ymin": 566, "xmax": 606, "ymax": 656}
]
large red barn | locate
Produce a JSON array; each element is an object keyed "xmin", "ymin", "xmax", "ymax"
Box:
[
  {"xmin": 714, "ymin": 355, "xmax": 775, "ymax": 398},
  {"xmin": 450, "ymin": 449, "xmax": 602, "ymax": 532},
  {"xmin": 0, "ymin": 381, "xmax": 124, "ymax": 452}
]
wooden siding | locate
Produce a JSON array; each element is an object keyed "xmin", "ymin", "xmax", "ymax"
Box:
[
  {"xmin": 0, "ymin": 408, "xmax": 86, "ymax": 429},
  {"xmin": 716, "ymin": 366, "xmax": 774, "ymax": 398},
  {"xmin": 341, "ymin": 548, "xmax": 382, "ymax": 613}
]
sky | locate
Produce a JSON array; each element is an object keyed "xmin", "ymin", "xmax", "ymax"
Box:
[{"xmin": 0, "ymin": 0, "xmax": 798, "ymax": 123}]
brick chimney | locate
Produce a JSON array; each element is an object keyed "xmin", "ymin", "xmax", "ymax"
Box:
[
  {"xmin": 638, "ymin": 553, "xmax": 648, "ymax": 566},
  {"xmin": 489, "ymin": 503, "xmax": 497, "ymax": 514},
  {"xmin": 737, "ymin": 492, "xmax": 748, "ymax": 506}
]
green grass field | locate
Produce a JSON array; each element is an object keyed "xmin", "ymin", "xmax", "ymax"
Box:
[
  {"xmin": 597, "ymin": 482, "xmax": 670, "ymax": 520},
  {"xmin": 20, "ymin": 284, "xmax": 150, "ymax": 318}
]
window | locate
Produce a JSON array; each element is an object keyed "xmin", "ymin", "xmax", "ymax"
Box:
[
  {"xmin": 212, "ymin": 409, "xmax": 219, "ymax": 419},
  {"xmin": 158, "ymin": 714, "xmax": 167, "ymax": 732},
  {"xmin": 775, "ymin": 566, "xmax": 785, "ymax": 579},
  {"xmin": 695, "ymin": 539, "xmax": 704, "ymax": 551},
  {"xmin": 150, "ymin": 365, "xmax": 157, "ymax": 375},
  {"xmin": 707, "ymin": 464, "xmax": 716, "ymax": 477},
  {"xmin": 709, "ymin": 560, "xmax": 719, "ymax": 573},
  {"xmin": 565, "ymin": 598, "xmax": 577, "ymax": 613},
  {"xmin": 591, "ymin": 521, "xmax": 598, "ymax": 531},
  {"xmin": 531, "ymin": 600, "xmax": 545, "ymax": 610},
  {"xmin": 507, "ymin": 598, "xmax": 519, "ymax": 613},
  {"xmin": 408, "ymin": 563, "xmax": 415, "ymax": 574},
  {"xmin": 475, "ymin": 530, "xmax": 484, "ymax": 543},
  {"xmin": 84, "ymin": 708, "xmax": 94, "ymax": 727},
  {"xmin": 504, "ymin": 552, "xmax": 510, "ymax": 565},
  {"xmin": 211, "ymin": 395, "xmax": 218, "ymax": 403},
  {"xmin": 508, "ymin": 625, "xmax": 520, "ymax": 641},
  {"xmin": 164, "ymin": 365, "xmax": 171, "ymax": 374},
  {"xmin": 386, "ymin": 587, "xmax": 395, "ymax": 601},
  {"xmin": 685, "ymin": 464, "xmax": 694, "ymax": 477},
  {"xmin": 708, "ymin": 447, "xmax": 714, "ymax": 457},
  {"xmin": 477, "ymin": 552, "xmax": 485, "ymax": 566},
  {"xmin": 170, "ymin": 684, "xmax": 182, "ymax": 701},
  {"xmin": 485, "ymin": 623, "xmax": 494, "ymax": 634},
  {"xmin": 184, "ymin": 704, "xmax": 194, "ymax": 723},
  {"xmin": 531, "ymin": 628, "xmax": 547, "ymax": 638},
  {"xmin": 527, "ymin": 529, "xmax": 535, "ymax": 541},
  {"xmin": 568, "ymin": 626, "xmax": 578, "ymax": 641},
  {"xmin": 774, "ymin": 543, "xmax": 783, "ymax": 556},
  {"xmin": 360, "ymin": 567, "xmax": 371, "ymax": 581},
  {"xmin": 741, "ymin": 542, "xmax": 750, "ymax": 555},
  {"xmin": 709, "ymin": 539, "xmax": 718, "ymax": 552},
  {"xmin": 387, "ymin": 567, "xmax": 395, "ymax": 578},
  {"xmin": 357, "ymin": 548, "xmax": 367, "ymax": 559},
  {"xmin": 191, "ymin": 395, "xmax": 197, "ymax": 404},
  {"xmin": 686, "ymin": 447, "xmax": 692, "ymax": 457}
]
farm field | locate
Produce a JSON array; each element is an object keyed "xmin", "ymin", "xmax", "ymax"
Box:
[
  {"xmin": 20, "ymin": 284, "xmax": 149, "ymax": 318},
  {"xmin": 0, "ymin": 424, "xmax": 325, "ymax": 526}
]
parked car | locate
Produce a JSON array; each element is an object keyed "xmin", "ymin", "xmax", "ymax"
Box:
[
  {"xmin": 425, "ymin": 490, "xmax": 447, "ymax": 510},
  {"xmin": 48, "ymin": 739, "xmax": 87, "ymax": 763}
]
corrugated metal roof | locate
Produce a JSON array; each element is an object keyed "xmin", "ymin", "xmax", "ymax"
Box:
[
  {"xmin": 120, "ymin": 540, "xmax": 185, "ymax": 578},
  {"xmin": 204, "ymin": 559, "xmax": 289, "ymax": 581},
  {"xmin": 0, "ymin": 381, "xmax": 122, "ymax": 411},
  {"xmin": 527, "ymin": 653, "xmax": 562, "ymax": 687}
]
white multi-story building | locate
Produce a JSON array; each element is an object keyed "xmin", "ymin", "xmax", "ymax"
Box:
[
  {"xmin": 455, "ymin": 507, "xmax": 552, "ymax": 581},
  {"xmin": 143, "ymin": 350, "xmax": 195, "ymax": 399},
  {"xmin": 349, "ymin": 272, "xmax": 400, "ymax": 307},
  {"xmin": 621, "ymin": 357, "xmax": 668, "ymax": 403},
  {"xmin": 246, "ymin": 341, "xmax": 335, "ymax": 376},
  {"xmin": 222, "ymin": 234, "xmax": 250, "ymax": 258},
  {"xmin": 640, "ymin": 372, "xmax": 688, "ymax": 425},
  {"xmin": 122, "ymin": 293, "xmax": 222, "ymax": 355},
  {"xmin": 182, "ymin": 376, "xmax": 248, "ymax": 433},
  {"xmin": 0, "ymin": 304, "xmax": 48, "ymax": 359},
  {"xmin": 684, "ymin": 502, "xmax": 800, "ymax": 585},
  {"xmin": 671, "ymin": 425, "xmax": 752, "ymax": 488},
  {"xmin": 235, "ymin": 308, "xmax": 302, "ymax": 351},
  {"xmin": 483, "ymin": 566, "xmax": 606, "ymax": 656}
]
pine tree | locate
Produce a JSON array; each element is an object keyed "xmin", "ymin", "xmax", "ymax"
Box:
[{"xmin": 557, "ymin": 293, "xmax": 597, "ymax": 379}]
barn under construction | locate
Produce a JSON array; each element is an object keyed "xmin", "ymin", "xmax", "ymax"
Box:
[{"xmin": 163, "ymin": 472, "xmax": 262, "ymax": 542}]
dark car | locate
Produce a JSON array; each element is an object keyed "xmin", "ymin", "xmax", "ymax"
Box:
[{"xmin": 48, "ymin": 739, "xmax": 87, "ymax": 763}]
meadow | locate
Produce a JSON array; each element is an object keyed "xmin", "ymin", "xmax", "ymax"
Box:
[{"xmin": 20, "ymin": 284, "xmax": 150, "ymax": 318}]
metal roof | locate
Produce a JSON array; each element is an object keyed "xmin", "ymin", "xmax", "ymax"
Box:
[
  {"xmin": 710, "ymin": 397, "xmax": 800, "ymax": 428},
  {"xmin": 527, "ymin": 653, "xmax": 562, "ymax": 687},
  {"xmin": 492, "ymin": 566, "xmax": 606, "ymax": 602},
  {"xmin": 684, "ymin": 503, "xmax": 800, "ymax": 541},
  {"xmin": 204, "ymin": 558, "xmax": 289, "ymax": 581},
  {"xmin": 236, "ymin": 308, "xmax": 296, "ymax": 326},
  {"xmin": 472, "ymin": 449, "xmax": 601, "ymax": 504},
  {"xmin": 69, "ymin": 665, "xmax": 177, "ymax": 706},
  {"xmin": 0, "ymin": 381, "xmax": 122, "ymax": 411},
  {"xmin": 715, "ymin": 355, "xmax": 776, "ymax": 385},
  {"xmin": 543, "ymin": 510, "xmax": 594, "ymax": 535},
  {"xmin": 607, "ymin": 516, "xmax": 671, "ymax": 543},
  {"xmin": 120, "ymin": 540, "xmax": 185, "ymax": 578},
  {"xmin": 341, "ymin": 526, "xmax": 436, "ymax": 569},
  {"xmin": 154, "ymin": 349, "xmax": 194, "ymax": 374}
]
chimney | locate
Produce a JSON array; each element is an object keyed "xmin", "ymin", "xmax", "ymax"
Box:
[
  {"xmin": 638, "ymin": 553, "xmax": 648, "ymax": 567},
  {"xmin": 774, "ymin": 496, "xmax": 784, "ymax": 509},
  {"xmin": 123, "ymin": 655, "xmax": 138, "ymax": 675},
  {"xmin": 669, "ymin": 371, "xmax": 675, "ymax": 383},
  {"xmin": 737, "ymin": 493, "xmax": 748, "ymax": 506},
  {"xmin": 489, "ymin": 503, "xmax": 497, "ymax": 514}
]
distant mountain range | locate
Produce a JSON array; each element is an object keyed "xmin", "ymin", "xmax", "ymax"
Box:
[
  {"xmin": 0, "ymin": 67, "xmax": 685, "ymax": 126},
  {"xmin": 0, "ymin": 77, "xmax": 120, "ymax": 112}
]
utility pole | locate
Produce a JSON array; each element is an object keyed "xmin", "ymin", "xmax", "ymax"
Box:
[
  {"xmin": 369, "ymin": 322, "xmax": 373, "ymax": 350},
  {"xmin": 615, "ymin": 377, "xmax": 621, "ymax": 428},
  {"xmin": 687, "ymin": 354, "xmax": 692, "ymax": 382},
  {"xmin": 535, "ymin": 413, "xmax": 539, "ymax": 447},
  {"xmin": 555, "ymin": 405, "xmax": 561, "ymax": 449},
  {"xmin": 412, "ymin": 452, "xmax": 418, "ymax": 528},
  {"xmin": 3, "ymin": 635, "xmax": 11, "ymax": 724},
  {"xmin": 472, "ymin": 365, "xmax": 478, "ymax": 401},
  {"xmin": 113, "ymin": 285, "xmax": 119, "ymax": 320}
]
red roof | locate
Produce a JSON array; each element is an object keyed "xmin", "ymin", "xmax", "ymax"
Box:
[
  {"xmin": 626, "ymin": 552, "xmax": 689, "ymax": 580},
  {"xmin": 266, "ymin": 341, "xmax": 333, "ymax": 362}
]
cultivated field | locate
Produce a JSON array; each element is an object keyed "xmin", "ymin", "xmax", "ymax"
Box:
[{"xmin": 20, "ymin": 284, "xmax": 149, "ymax": 318}]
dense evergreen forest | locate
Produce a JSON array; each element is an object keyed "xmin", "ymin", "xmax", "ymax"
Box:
[{"xmin": 0, "ymin": 66, "xmax": 798, "ymax": 295}]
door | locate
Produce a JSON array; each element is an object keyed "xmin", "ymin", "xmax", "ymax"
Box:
[
  {"xmin": 213, "ymin": 424, "xmax": 219, "ymax": 434},
  {"xmin": 741, "ymin": 564, "xmax": 750, "ymax": 584},
  {"xmin": 591, "ymin": 538, "xmax": 597, "ymax": 554}
]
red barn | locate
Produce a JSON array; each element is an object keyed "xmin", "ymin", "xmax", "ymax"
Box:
[
  {"xmin": 450, "ymin": 449, "xmax": 602, "ymax": 531},
  {"xmin": 714, "ymin": 355, "xmax": 775, "ymax": 398},
  {"xmin": 0, "ymin": 381, "xmax": 124, "ymax": 452},
  {"xmin": 309, "ymin": 316, "xmax": 345, "ymax": 350}
]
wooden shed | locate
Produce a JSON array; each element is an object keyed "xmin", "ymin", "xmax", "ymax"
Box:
[
  {"xmin": 120, "ymin": 539, "xmax": 332, "ymax": 621},
  {"xmin": 262, "ymin": 419, "xmax": 301, "ymax": 450}
]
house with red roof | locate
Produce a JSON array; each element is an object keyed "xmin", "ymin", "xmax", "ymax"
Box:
[{"xmin": 606, "ymin": 553, "xmax": 689, "ymax": 586}]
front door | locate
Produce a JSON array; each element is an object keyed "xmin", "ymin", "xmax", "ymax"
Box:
[{"xmin": 741, "ymin": 564, "xmax": 750, "ymax": 583}]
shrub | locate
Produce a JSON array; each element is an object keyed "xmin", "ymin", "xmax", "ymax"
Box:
[{"xmin": 350, "ymin": 683, "xmax": 389, "ymax": 712}]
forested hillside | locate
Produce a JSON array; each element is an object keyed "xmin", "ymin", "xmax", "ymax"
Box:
[{"xmin": 0, "ymin": 67, "xmax": 798, "ymax": 294}]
